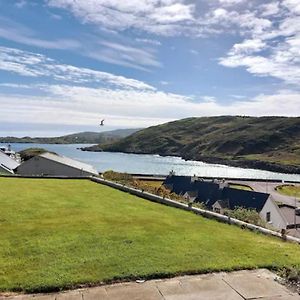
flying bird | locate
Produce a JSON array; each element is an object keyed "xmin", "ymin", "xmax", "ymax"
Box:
[{"xmin": 100, "ymin": 119, "xmax": 105, "ymax": 126}]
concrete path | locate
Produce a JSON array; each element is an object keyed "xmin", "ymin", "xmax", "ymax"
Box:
[{"xmin": 1, "ymin": 269, "xmax": 299, "ymax": 300}]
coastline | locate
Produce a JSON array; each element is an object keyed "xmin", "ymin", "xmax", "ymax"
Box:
[{"xmin": 81, "ymin": 146, "xmax": 300, "ymax": 175}]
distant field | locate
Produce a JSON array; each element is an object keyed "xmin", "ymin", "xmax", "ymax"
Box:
[
  {"xmin": 0, "ymin": 178, "xmax": 300, "ymax": 293},
  {"xmin": 276, "ymin": 185, "xmax": 300, "ymax": 198},
  {"xmin": 228, "ymin": 184, "xmax": 253, "ymax": 191}
]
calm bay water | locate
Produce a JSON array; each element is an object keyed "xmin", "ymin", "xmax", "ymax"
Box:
[{"xmin": 3, "ymin": 143, "xmax": 300, "ymax": 182}]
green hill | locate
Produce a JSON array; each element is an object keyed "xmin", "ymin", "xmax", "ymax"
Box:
[
  {"xmin": 89, "ymin": 116, "xmax": 300, "ymax": 174},
  {"xmin": 0, "ymin": 128, "xmax": 142, "ymax": 144}
]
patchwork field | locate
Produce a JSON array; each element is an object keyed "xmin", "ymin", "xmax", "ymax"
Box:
[{"xmin": 0, "ymin": 178, "xmax": 299, "ymax": 293}]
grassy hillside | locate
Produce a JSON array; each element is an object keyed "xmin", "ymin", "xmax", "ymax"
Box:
[
  {"xmin": 0, "ymin": 128, "xmax": 141, "ymax": 144},
  {"xmin": 0, "ymin": 178, "xmax": 300, "ymax": 293},
  {"xmin": 95, "ymin": 116, "xmax": 300, "ymax": 173}
]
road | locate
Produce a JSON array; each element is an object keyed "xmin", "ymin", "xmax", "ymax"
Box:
[{"xmin": 228, "ymin": 180, "xmax": 300, "ymax": 207}]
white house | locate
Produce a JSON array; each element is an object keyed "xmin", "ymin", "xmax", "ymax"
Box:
[
  {"xmin": 0, "ymin": 150, "xmax": 20, "ymax": 174},
  {"xmin": 259, "ymin": 196, "xmax": 289, "ymax": 230},
  {"xmin": 16, "ymin": 152, "xmax": 98, "ymax": 177}
]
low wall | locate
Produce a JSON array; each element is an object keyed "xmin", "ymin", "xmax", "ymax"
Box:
[
  {"xmin": 122, "ymin": 173, "xmax": 300, "ymax": 184},
  {"xmin": 0, "ymin": 174, "xmax": 91, "ymax": 180},
  {"xmin": 91, "ymin": 176, "xmax": 300, "ymax": 244}
]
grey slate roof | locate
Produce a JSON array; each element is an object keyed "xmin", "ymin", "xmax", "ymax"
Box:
[
  {"xmin": 0, "ymin": 150, "xmax": 20, "ymax": 171},
  {"xmin": 163, "ymin": 175, "xmax": 193, "ymax": 194},
  {"xmin": 164, "ymin": 175, "xmax": 270, "ymax": 211},
  {"xmin": 39, "ymin": 152, "xmax": 98, "ymax": 175},
  {"xmin": 221, "ymin": 187, "xmax": 270, "ymax": 212}
]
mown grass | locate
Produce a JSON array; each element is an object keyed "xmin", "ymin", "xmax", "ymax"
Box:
[
  {"xmin": 0, "ymin": 178, "xmax": 300, "ymax": 293},
  {"xmin": 228, "ymin": 184, "xmax": 253, "ymax": 191},
  {"xmin": 276, "ymin": 185, "xmax": 300, "ymax": 198}
]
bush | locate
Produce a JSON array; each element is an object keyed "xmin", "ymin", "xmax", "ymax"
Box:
[
  {"xmin": 102, "ymin": 170, "xmax": 134, "ymax": 184},
  {"xmin": 224, "ymin": 207, "xmax": 266, "ymax": 227}
]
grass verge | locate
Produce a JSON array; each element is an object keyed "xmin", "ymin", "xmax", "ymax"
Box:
[
  {"xmin": 228, "ymin": 184, "xmax": 253, "ymax": 191},
  {"xmin": 276, "ymin": 185, "xmax": 300, "ymax": 199}
]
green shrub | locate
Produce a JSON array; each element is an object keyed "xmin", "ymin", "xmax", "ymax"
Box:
[{"xmin": 224, "ymin": 207, "xmax": 266, "ymax": 227}]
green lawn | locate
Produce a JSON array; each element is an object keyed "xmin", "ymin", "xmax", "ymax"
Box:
[
  {"xmin": 276, "ymin": 185, "xmax": 300, "ymax": 199},
  {"xmin": 0, "ymin": 178, "xmax": 300, "ymax": 293},
  {"xmin": 228, "ymin": 184, "xmax": 253, "ymax": 191}
]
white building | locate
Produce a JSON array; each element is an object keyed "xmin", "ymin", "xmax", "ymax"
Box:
[
  {"xmin": 0, "ymin": 150, "xmax": 20, "ymax": 174},
  {"xmin": 16, "ymin": 152, "xmax": 98, "ymax": 177},
  {"xmin": 258, "ymin": 198, "xmax": 300, "ymax": 237}
]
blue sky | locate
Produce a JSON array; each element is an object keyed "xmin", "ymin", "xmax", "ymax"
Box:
[{"xmin": 0, "ymin": 0, "xmax": 299, "ymax": 136}]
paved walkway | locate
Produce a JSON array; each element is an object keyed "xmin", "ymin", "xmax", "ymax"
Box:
[{"xmin": 1, "ymin": 269, "xmax": 299, "ymax": 300}]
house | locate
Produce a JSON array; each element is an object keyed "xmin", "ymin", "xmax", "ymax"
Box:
[
  {"xmin": 278, "ymin": 204, "xmax": 300, "ymax": 229},
  {"xmin": 163, "ymin": 175, "xmax": 193, "ymax": 195},
  {"xmin": 163, "ymin": 174, "xmax": 300, "ymax": 237},
  {"xmin": 0, "ymin": 145, "xmax": 21, "ymax": 163},
  {"xmin": 212, "ymin": 187, "xmax": 270, "ymax": 212},
  {"xmin": 16, "ymin": 152, "xmax": 98, "ymax": 177},
  {"xmin": 261, "ymin": 202, "xmax": 300, "ymax": 237},
  {"xmin": 0, "ymin": 150, "xmax": 20, "ymax": 174},
  {"xmin": 192, "ymin": 180, "xmax": 223, "ymax": 208}
]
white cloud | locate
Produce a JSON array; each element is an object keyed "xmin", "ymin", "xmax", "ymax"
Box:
[
  {"xmin": 135, "ymin": 38, "xmax": 161, "ymax": 46},
  {"xmin": 42, "ymin": 0, "xmax": 300, "ymax": 78},
  {"xmin": 47, "ymin": 0, "xmax": 196, "ymax": 36},
  {"xmin": 229, "ymin": 39, "xmax": 266, "ymax": 55},
  {"xmin": 1, "ymin": 85, "xmax": 299, "ymax": 131},
  {"xmin": 0, "ymin": 46, "xmax": 155, "ymax": 90},
  {"xmin": 218, "ymin": 0, "xmax": 246, "ymax": 5},
  {"xmin": 15, "ymin": 0, "xmax": 27, "ymax": 8},
  {"xmin": 189, "ymin": 49, "xmax": 199, "ymax": 55},
  {"xmin": 259, "ymin": 2, "xmax": 280, "ymax": 17},
  {"xmin": 282, "ymin": 0, "xmax": 300, "ymax": 14},
  {"xmin": 201, "ymin": 96, "xmax": 217, "ymax": 103},
  {"xmin": 219, "ymin": 53, "xmax": 300, "ymax": 84},
  {"xmin": 218, "ymin": 1, "xmax": 300, "ymax": 86}
]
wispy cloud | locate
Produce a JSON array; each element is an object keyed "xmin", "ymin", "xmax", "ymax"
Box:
[
  {"xmin": 0, "ymin": 17, "xmax": 80, "ymax": 50},
  {"xmin": 87, "ymin": 40, "xmax": 162, "ymax": 71},
  {"xmin": 135, "ymin": 38, "xmax": 161, "ymax": 46},
  {"xmin": 15, "ymin": 0, "xmax": 27, "ymax": 8},
  {"xmin": 0, "ymin": 17, "xmax": 161, "ymax": 71},
  {"xmin": 0, "ymin": 46, "xmax": 155, "ymax": 90}
]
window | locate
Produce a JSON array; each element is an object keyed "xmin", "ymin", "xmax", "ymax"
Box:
[{"xmin": 266, "ymin": 212, "xmax": 271, "ymax": 222}]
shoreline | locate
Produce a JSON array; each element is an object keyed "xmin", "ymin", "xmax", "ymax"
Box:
[{"xmin": 81, "ymin": 147, "xmax": 300, "ymax": 175}]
